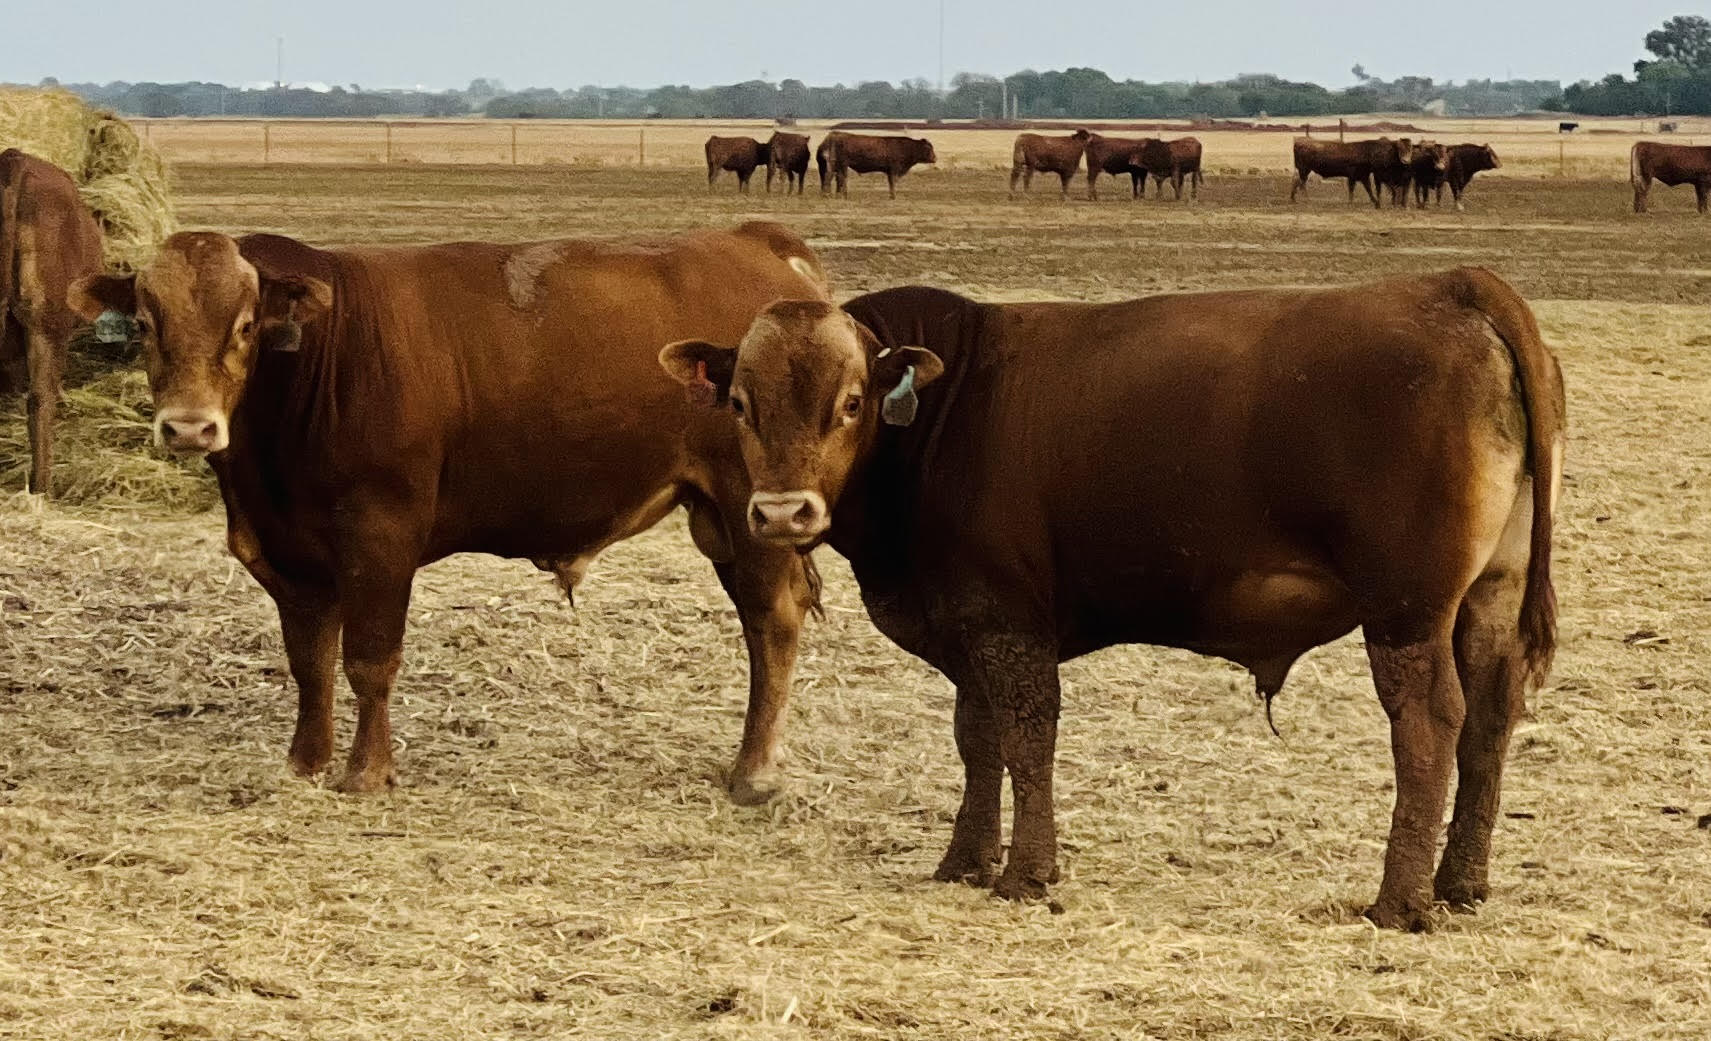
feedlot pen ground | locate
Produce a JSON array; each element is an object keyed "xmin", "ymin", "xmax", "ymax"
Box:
[{"xmin": 2, "ymin": 165, "xmax": 1710, "ymax": 1040}]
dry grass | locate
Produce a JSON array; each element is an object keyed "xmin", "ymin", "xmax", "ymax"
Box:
[{"xmin": 1, "ymin": 165, "xmax": 1709, "ymax": 1040}]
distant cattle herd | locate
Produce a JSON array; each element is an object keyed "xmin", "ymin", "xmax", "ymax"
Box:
[{"xmin": 706, "ymin": 127, "xmax": 1680, "ymax": 211}]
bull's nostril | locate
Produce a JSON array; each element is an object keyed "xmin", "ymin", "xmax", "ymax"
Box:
[
  {"xmin": 198, "ymin": 422, "xmax": 218, "ymax": 441},
  {"xmin": 792, "ymin": 501, "xmax": 817, "ymax": 527},
  {"xmin": 750, "ymin": 503, "xmax": 769, "ymax": 530}
]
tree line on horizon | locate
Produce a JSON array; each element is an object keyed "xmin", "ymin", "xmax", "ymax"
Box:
[{"xmin": 21, "ymin": 17, "xmax": 1709, "ymax": 122}]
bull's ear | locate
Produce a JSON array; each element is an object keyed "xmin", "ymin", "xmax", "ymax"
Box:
[
  {"xmin": 67, "ymin": 274, "xmax": 136, "ymax": 321},
  {"xmin": 874, "ymin": 345, "xmax": 945, "ymax": 427},
  {"xmin": 256, "ymin": 275, "xmax": 332, "ymax": 353},
  {"xmin": 659, "ymin": 339, "xmax": 736, "ymax": 407}
]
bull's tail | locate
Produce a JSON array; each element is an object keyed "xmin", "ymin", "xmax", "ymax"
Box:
[
  {"xmin": 1458, "ymin": 267, "xmax": 1565, "ymax": 686},
  {"xmin": 817, "ymin": 144, "xmax": 830, "ymax": 194},
  {"xmin": 0, "ymin": 153, "xmax": 19, "ymax": 356}
]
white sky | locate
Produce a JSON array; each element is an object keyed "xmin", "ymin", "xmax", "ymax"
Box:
[{"xmin": 2, "ymin": 1, "xmax": 1685, "ymax": 89}]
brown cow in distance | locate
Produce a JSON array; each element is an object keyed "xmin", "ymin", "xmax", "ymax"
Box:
[
  {"xmin": 1009, "ymin": 130, "xmax": 1090, "ymax": 198},
  {"xmin": 1443, "ymin": 144, "xmax": 1501, "ymax": 210},
  {"xmin": 766, "ymin": 131, "xmax": 811, "ymax": 195},
  {"xmin": 1630, "ymin": 141, "xmax": 1711, "ymax": 213},
  {"xmin": 1407, "ymin": 142, "xmax": 1449, "ymax": 209},
  {"xmin": 705, "ymin": 136, "xmax": 770, "ymax": 193},
  {"xmin": 1290, "ymin": 137, "xmax": 1414, "ymax": 208},
  {"xmin": 1083, "ymin": 133, "xmax": 1150, "ymax": 199},
  {"xmin": 1134, "ymin": 136, "xmax": 1204, "ymax": 201},
  {"xmin": 663, "ymin": 268, "xmax": 1563, "ymax": 931},
  {"xmin": 70, "ymin": 222, "xmax": 828, "ymax": 801},
  {"xmin": 1, "ymin": 149, "xmax": 104, "ymax": 496},
  {"xmin": 817, "ymin": 132, "xmax": 937, "ymax": 198}
]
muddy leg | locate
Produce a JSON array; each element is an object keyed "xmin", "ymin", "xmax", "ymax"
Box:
[
  {"xmin": 1435, "ymin": 572, "xmax": 1528, "ymax": 909},
  {"xmin": 1364, "ymin": 622, "xmax": 1463, "ymax": 930},
  {"xmin": 933, "ymin": 684, "xmax": 1004, "ymax": 885}
]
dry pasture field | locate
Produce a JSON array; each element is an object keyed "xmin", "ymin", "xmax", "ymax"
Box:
[{"xmin": 2, "ymin": 160, "xmax": 1710, "ymax": 1040}]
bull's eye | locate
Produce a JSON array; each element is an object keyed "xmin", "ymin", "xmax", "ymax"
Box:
[
  {"xmin": 730, "ymin": 395, "xmax": 747, "ymax": 418},
  {"xmin": 843, "ymin": 395, "xmax": 862, "ymax": 418},
  {"xmin": 133, "ymin": 315, "xmax": 153, "ymax": 337},
  {"xmin": 239, "ymin": 320, "xmax": 256, "ymax": 339}
]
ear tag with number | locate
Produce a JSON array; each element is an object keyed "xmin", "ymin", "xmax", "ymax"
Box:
[{"xmin": 881, "ymin": 365, "xmax": 918, "ymax": 427}]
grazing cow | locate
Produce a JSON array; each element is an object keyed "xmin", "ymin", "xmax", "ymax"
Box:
[
  {"xmin": 1443, "ymin": 144, "xmax": 1501, "ymax": 211},
  {"xmin": 1408, "ymin": 142, "xmax": 1449, "ymax": 209},
  {"xmin": 70, "ymin": 222, "xmax": 829, "ymax": 801},
  {"xmin": 1630, "ymin": 141, "xmax": 1711, "ymax": 214},
  {"xmin": 766, "ymin": 132, "xmax": 811, "ymax": 195},
  {"xmin": 0, "ymin": 149, "xmax": 104, "ymax": 496},
  {"xmin": 816, "ymin": 132, "xmax": 937, "ymax": 198},
  {"xmin": 661, "ymin": 269, "xmax": 1563, "ymax": 931},
  {"xmin": 1009, "ymin": 130, "xmax": 1090, "ymax": 198},
  {"xmin": 705, "ymin": 136, "xmax": 771, "ymax": 193},
  {"xmin": 1290, "ymin": 137, "xmax": 1414, "ymax": 208},
  {"xmin": 1083, "ymin": 133, "xmax": 1150, "ymax": 200},
  {"xmin": 1134, "ymin": 136, "xmax": 1204, "ymax": 201}
]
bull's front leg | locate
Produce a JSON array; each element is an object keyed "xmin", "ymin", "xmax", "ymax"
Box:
[
  {"xmin": 944, "ymin": 620, "xmax": 1062, "ymax": 902},
  {"xmin": 332, "ymin": 502, "xmax": 426, "ymax": 794},
  {"xmin": 715, "ymin": 547, "xmax": 815, "ymax": 804}
]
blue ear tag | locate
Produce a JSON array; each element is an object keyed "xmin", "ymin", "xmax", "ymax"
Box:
[
  {"xmin": 93, "ymin": 310, "xmax": 136, "ymax": 345},
  {"xmin": 881, "ymin": 365, "xmax": 919, "ymax": 427}
]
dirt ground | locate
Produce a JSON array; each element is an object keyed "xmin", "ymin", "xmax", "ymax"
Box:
[{"xmin": 2, "ymin": 161, "xmax": 1709, "ymax": 1040}]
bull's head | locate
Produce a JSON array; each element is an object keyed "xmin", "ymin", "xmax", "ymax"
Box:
[
  {"xmin": 69, "ymin": 232, "xmax": 330, "ymax": 456},
  {"xmin": 1482, "ymin": 144, "xmax": 1502, "ymax": 170},
  {"xmin": 916, "ymin": 139, "xmax": 938, "ymax": 164},
  {"xmin": 659, "ymin": 300, "xmax": 943, "ymax": 546}
]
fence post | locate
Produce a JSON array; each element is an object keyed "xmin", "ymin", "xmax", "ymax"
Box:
[
  {"xmin": 263, "ymin": 122, "xmax": 271, "ymax": 163},
  {"xmin": 639, "ymin": 127, "xmax": 646, "ymax": 167},
  {"xmin": 511, "ymin": 123, "xmax": 518, "ymax": 165},
  {"xmin": 1559, "ymin": 140, "xmax": 1565, "ymax": 177},
  {"xmin": 385, "ymin": 122, "xmax": 393, "ymax": 163},
  {"xmin": 1339, "ymin": 118, "xmax": 1346, "ymax": 142}
]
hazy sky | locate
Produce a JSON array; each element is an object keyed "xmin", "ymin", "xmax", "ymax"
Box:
[{"xmin": 3, "ymin": 1, "xmax": 1687, "ymax": 89}]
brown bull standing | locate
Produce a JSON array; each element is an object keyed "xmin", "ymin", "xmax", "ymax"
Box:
[
  {"xmin": 817, "ymin": 131, "xmax": 937, "ymax": 198},
  {"xmin": 1009, "ymin": 130, "xmax": 1090, "ymax": 198},
  {"xmin": 1083, "ymin": 132, "xmax": 1150, "ymax": 200},
  {"xmin": 0, "ymin": 149, "xmax": 104, "ymax": 496},
  {"xmin": 1443, "ymin": 143, "xmax": 1501, "ymax": 211},
  {"xmin": 1631, "ymin": 140, "xmax": 1711, "ymax": 213},
  {"xmin": 765, "ymin": 131, "xmax": 811, "ymax": 195},
  {"xmin": 664, "ymin": 268, "xmax": 1564, "ymax": 931},
  {"xmin": 1134, "ymin": 136, "xmax": 1204, "ymax": 201},
  {"xmin": 705, "ymin": 136, "xmax": 771, "ymax": 193},
  {"xmin": 1291, "ymin": 137, "xmax": 1414, "ymax": 208},
  {"xmin": 72, "ymin": 222, "xmax": 828, "ymax": 801}
]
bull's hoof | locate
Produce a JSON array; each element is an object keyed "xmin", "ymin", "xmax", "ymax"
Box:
[
  {"xmin": 286, "ymin": 741, "xmax": 332, "ymax": 779},
  {"xmin": 932, "ymin": 846, "xmax": 1002, "ymax": 888},
  {"xmin": 726, "ymin": 768, "xmax": 781, "ymax": 807},
  {"xmin": 1362, "ymin": 900, "xmax": 1436, "ymax": 933},
  {"xmin": 336, "ymin": 763, "xmax": 397, "ymax": 794},
  {"xmin": 992, "ymin": 863, "xmax": 1058, "ymax": 903},
  {"xmin": 1434, "ymin": 881, "xmax": 1488, "ymax": 913}
]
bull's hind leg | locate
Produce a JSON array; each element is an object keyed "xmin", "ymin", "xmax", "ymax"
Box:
[
  {"xmin": 1434, "ymin": 566, "xmax": 1529, "ymax": 910},
  {"xmin": 715, "ymin": 547, "xmax": 815, "ymax": 805},
  {"xmin": 1364, "ymin": 615, "xmax": 1464, "ymax": 931},
  {"xmin": 1697, "ymin": 181, "xmax": 1709, "ymax": 214}
]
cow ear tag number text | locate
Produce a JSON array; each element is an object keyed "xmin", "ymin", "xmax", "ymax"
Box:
[{"xmin": 882, "ymin": 365, "xmax": 918, "ymax": 427}]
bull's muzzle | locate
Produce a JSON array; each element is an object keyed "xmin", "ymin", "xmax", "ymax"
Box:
[
  {"xmin": 747, "ymin": 490, "xmax": 829, "ymax": 545},
  {"xmin": 155, "ymin": 408, "xmax": 229, "ymax": 455}
]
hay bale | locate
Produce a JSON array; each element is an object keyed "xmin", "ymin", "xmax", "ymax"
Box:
[{"xmin": 0, "ymin": 87, "xmax": 174, "ymax": 272}]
